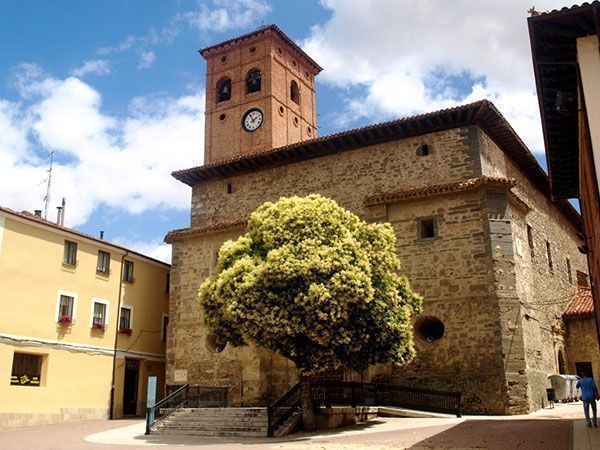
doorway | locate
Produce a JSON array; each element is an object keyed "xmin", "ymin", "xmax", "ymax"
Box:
[
  {"xmin": 575, "ymin": 361, "xmax": 594, "ymax": 379},
  {"xmin": 123, "ymin": 359, "xmax": 139, "ymax": 415}
]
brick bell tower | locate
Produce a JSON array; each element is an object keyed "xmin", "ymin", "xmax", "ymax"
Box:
[{"xmin": 200, "ymin": 25, "xmax": 323, "ymax": 164}]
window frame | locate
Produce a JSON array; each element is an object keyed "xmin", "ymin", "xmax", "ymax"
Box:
[
  {"xmin": 119, "ymin": 304, "xmax": 134, "ymax": 331},
  {"xmin": 55, "ymin": 290, "xmax": 78, "ymax": 324},
  {"xmin": 90, "ymin": 298, "xmax": 109, "ymax": 329},
  {"xmin": 97, "ymin": 250, "xmax": 111, "ymax": 274},
  {"xmin": 11, "ymin": 352, "xmax": 43, "ymax": 387},
  {"xmin": 123, "ymin": 260, "xmax": 135, "ymax": 283},
  {"xmin": 63, "ymin": 240, "xmax": 77, "ymax": 266},
  {"xmin": 417, "ymin": 216, "xmax": 438, "ymax": 241}
]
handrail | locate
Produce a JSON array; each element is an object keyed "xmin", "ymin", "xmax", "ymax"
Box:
[
  {"xmin": 267, "ymin": 383, "xmax": 301, "ymax": 437},
  {"xmin": 145, "ymin": 384, "xmax": 189, "ymax": 435}
]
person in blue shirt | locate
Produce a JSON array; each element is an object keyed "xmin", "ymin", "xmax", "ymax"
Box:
[{"xmin": 576, "ymin": 370, "xmax": 599, "ymax": 428}]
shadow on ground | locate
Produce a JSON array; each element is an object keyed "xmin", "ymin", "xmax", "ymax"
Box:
[
  {"xmin": 135, "ymin": 419, "xmax": 387, "ymax": 446},
  {"xmin": 409, "ymin": 419, "xmax": 571, "ymax": 450}
]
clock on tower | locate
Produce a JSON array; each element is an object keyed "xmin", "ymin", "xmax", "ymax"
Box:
[{"xmin": 200, "ymin": 25, "xmax": 322, "ymax": 164}]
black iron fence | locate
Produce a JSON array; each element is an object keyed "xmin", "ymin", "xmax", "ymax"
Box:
[
  {"xmin": 166, "ymin": 385, "xmax": 229, "ymax": 408},
  {"xmin": 267, "ymin": 383, "xmax": 301, "ymax": 437},
  {"xmin": 311, "ymin": 381, "xmax": 461, "ymax": 417},
  {"xmin": 146, "ymin": 385, "xmax": 230, "ymax": 434}
]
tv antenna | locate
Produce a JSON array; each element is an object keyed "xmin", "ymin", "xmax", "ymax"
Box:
[{"xmin": 43, "ymin": 151, "xmax": 54, "ymax": 219}]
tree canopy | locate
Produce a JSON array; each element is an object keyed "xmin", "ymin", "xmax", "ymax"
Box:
[{"xmin": 199, "ymin": 194, "xmax": 422, "ymax": 374}]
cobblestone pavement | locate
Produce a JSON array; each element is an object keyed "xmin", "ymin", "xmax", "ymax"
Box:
[{"xmin": 0, "ymin": 402, "xmax": 598, "ymax": 449}]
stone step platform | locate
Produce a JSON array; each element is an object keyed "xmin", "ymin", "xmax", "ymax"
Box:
[{"xmin": 152, "ymin": 407, "xmax": 271, "ymax": 438}]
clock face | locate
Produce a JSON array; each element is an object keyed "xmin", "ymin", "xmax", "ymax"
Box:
[{"xmin": 242, "ymin": 108, "xmax": 264, "ymax": 132}]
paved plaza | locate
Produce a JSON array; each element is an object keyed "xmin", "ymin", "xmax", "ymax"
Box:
[{"xmin": 0, "ymin": 402, "xmax": 599, "ymax": 449}]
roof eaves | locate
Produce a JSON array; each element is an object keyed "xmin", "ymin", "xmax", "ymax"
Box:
[
  {"xmin": 165, "ymin": 219, "xmax": 247, "ymax": 244},
  {"xmin": 364, "ymin": 176, "xmax": 516, "ymax": 206},
  {"xmin": 199, "ymin": 24, "xmax": 323, "ymax": 73},
  {"xmin": 0, "ymin": 206, "xmax": 171, "ymax": 268}
]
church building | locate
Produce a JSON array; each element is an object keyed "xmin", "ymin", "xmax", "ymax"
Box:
[{"xmin": 166, "ymin": 25, "xmax": 589, "ymax": 414}]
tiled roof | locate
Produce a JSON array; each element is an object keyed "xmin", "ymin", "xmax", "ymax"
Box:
[
  {"xmin": 0, "ymin": 206, "xmax": 170, "ymax": 267},
  {"xmin": 172, "ymin": 100, "xmax": 581, "ymax": 230},
  {"xmin": 532, "ymin": 1, "xmax": 599, "ymax": 17},
  {"xmin": 200, "ymin": 24, "xmax": 323, "ymax": 73},
  {"xmin": 364, "ymin": 176, "xmax": 516, "ymax": 206},
  {"xmin": 563, "ymin": 287, "xmax": 595, "ymax": 319},
  {"xmin": 165, "ymin": 219, "xmax": 247, "ymax": 243}
]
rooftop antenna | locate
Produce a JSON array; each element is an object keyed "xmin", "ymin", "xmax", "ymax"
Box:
[{"xmin": 43, "ymin": 151, "xmax": 54, "ymax": 220}]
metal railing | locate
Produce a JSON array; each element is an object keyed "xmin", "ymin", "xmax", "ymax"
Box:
[
  {"xmin": 146, "ymin": 384, "xmax": 188, "ymax": 435},
  {"xmin": 311, "ymin": 381, "xmax": 461, "ymax": 417},
  {"xmin": 146, "ymin": 385, "xmax": 230, "ymax": 434},
  {"xmin": 267, "ymin": 383, "xmax": 301, "ymax": 437},
  {"xmin": 166, "ymin": 385, "xmax": 229, "ymax": 408}
]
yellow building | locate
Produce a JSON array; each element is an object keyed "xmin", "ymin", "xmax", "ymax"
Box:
[{"xmin": 0, "ymin": 206, "xmax": 170, "ymax": 429}]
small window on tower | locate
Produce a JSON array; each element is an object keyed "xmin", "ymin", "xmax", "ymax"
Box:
[
  {"xmin": 290, "ymin": 80, "xmax": 299, "ymax": 104},
  {"xmin": 246, "ymin": 69, "xmax": 261, "ymax": 94},
  {"xmin": 216, "ymin": 78, "xmax": 231, "ymax": 103}
]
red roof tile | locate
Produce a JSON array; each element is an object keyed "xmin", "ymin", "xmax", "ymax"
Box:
[
  {"xmin": 364, "ymin": 176, "xmax": 516, "ymax": 206},
  {"xmin": 563, "ymin": 287, "xmax": 594, "ymax": 319},
  {"xmin": 165, "ymin": 219, "xmax": 247, "ymax": 244}
]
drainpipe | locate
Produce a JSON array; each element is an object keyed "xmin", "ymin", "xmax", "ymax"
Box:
[{"xmin": 109, "ymin": 250, "xmax": 128, "ymax": 420}]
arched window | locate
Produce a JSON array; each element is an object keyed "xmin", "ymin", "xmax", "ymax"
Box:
[
  {"xmin": 216, "ymin": 78, "xmax": 231, "ymax": 103},
  {"xmin": 245, "ymin": 69, "xmax": 261, "ymax": 94},
  {"xmin": 290, "ymin": 80, "xmax": 299, "ymax": 104}
]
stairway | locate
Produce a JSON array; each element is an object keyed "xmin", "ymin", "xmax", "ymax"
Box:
[{"xmin": 152, "ymin": 407, "xmax": 269, "ymax": 437}]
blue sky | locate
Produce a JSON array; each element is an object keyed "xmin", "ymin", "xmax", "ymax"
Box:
[{"xmin": 0, "ymin": 1, "xmax": 570, "ymax": 262}]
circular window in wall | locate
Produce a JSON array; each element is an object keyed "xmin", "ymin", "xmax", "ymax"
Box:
[
  {"xmin": 206, "ymin": 333, "xmax": 227, "ymax": 353},
  {"xmin": 221, "ymin": 55, "xmax": 227, "ymax": 63},
  {"xmin": 414, "ymin": 316, "xmax": 445, "ymax": 343}
]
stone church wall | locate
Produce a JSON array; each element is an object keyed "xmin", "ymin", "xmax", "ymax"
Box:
[
  {"xmin": 385, "ymin": 191, "xmax": 509, "ymax": 414},
  {"xmin": 479, "ymin": 131, "xmax": 588, "ymax": 412},
  {"xmin": 169, "ymin": 125, "xmax": 587, "ymax": 413},
  {"xmin": 191, "ymin": 127, "xmax": 479, "ymax": 228}
]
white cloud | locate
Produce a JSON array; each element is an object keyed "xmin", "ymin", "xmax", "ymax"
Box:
[
  {"xmin": 0, "ymin": 65, "xmax": 204, "ymax": 227},
  {"xmin": 113, "ymin": 237, "xmax": 172, "ymax": 264},
  {"xmin": 98, "ymin": 0, "xmax": 271, "ymax": 60},
  {"xmin": 70, "ymin": 60, "xmax": 111, "ymax": 77},
  {"xmin": 303, "ymin": 0, "xmax": 568, "ymax": 154},
  {"xmin": 137, "ymin": 50, "xmax": 156, "ymax": 69},
  {"xmin": 180, "ymin": 0, "xmax": 272, "ymax": 32}
]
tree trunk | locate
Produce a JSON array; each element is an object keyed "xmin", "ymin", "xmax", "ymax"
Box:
[{"xmin": 299, "ymin": 374, "xmax": 315, "ymax": 431}]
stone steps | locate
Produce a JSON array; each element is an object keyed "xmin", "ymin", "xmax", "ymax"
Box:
[{"xmin": 152, "ymin": 407, "xmax": 271, "ymax": 437}]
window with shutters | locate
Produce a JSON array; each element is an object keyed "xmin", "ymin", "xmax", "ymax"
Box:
[{"xmin": 11, "ymin": 353, "xmax": 43, "ymax": 387}]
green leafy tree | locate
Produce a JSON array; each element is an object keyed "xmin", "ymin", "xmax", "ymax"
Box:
[{"xmin": 199, "ymin": 194, "xmax": 421, "ymax": 429}]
